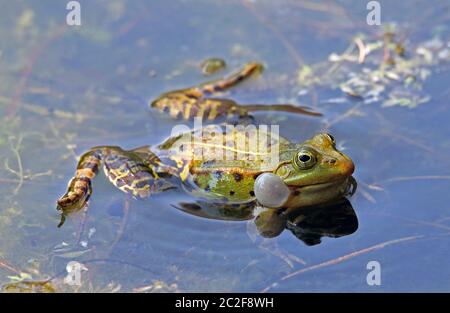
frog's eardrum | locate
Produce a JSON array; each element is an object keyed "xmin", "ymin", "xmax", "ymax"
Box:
[{"xmin": 254, "ymin": 173, "xmax": 290, "ymax": 208}]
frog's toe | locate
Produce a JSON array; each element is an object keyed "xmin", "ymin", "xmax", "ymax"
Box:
[
  {"xmin": 56, "ymin": 174, "xmax": 93, "ymax": 215},
  {"xmin": 56, "ymin": 191, "xmax": 90, "ymax": 228},
  {"xmin": 57, "ymin": 212, "xmax": 66, "ymax": 228},
  {"xmin": 56, "ymin": 188, "xmax": 90, "ymax": 221},
  {"xmin": 346, "ymin": 176, "xmax": 358, "ymax": 196}
]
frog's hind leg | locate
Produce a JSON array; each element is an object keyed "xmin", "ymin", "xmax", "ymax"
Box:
[
  {"xmin": 57, "ymin": 146, "xmax": 175, "ymax": 227},
  {"xmin": 188, "ymin": 99, "xmax": 322, "ymax": 123},
  {"xmin": 101, "ymin": 147, "xmax": 176, "ymax": 200},
  {"xmin": 237, "ymin": 103, "xmax": 322, "ymax": 117},
  {"xmin": 196, "ymin": 62, "xmax": 264, "ymax": 95},
  {"xmin": 197, "ymin": 62, "xmax": 321, "ymax": 118},
  {"xmin": 150, "ymin": 63, "xmax": 264, "ymax": 121}
]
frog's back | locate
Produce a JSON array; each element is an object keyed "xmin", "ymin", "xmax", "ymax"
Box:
[
  {"xmin": 158, "ymin": 125, "xmax": 289, "ymax": 169},
  {"xmin": 157, "ymin": 125, "xmax": 290, "ymax": 203}
]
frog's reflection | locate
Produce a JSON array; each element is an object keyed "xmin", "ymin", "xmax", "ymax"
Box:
[
  {"xmin": 174, "ymin": 197, "xmax": 358, "ymax": 246},
  {"xmin": 285, "ymin": 198, "xmax": 358, "ymax": 245}
]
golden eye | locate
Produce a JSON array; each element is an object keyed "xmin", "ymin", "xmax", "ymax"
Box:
[
  {"xmin": 325, "ymin": 133, "xmax": 336, "ymax": 145},
  {"xmin": 293, "ymin": 150, "xmax": 316, "ymax": 170}
]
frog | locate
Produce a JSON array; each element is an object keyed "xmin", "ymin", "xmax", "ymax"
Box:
[
  {"xmin": 56, "ymin": 61, "xmax": 355, "ymax": 227},
  {"xmin": 56, "ymin": 125, "xmax": 356, "ymax": 227}
]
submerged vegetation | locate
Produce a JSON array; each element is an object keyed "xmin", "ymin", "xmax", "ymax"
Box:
[{"xmin": 297, "ymin": 24, "xmax": 450, "ymax": 108}]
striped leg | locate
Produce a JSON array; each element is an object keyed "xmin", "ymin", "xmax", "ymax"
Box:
[
  {"xmin": 150, "ymin": 63, "xmax": 263, "ymax": 121},
  {"xmin": 57, "ymin": 146, "xmax": 175, "ymax": 227},
  {"xmin": 151, "ymin": 94, "xmax": 241, "ymax": 121},
  {"xmin": 56, "ymin": 149, "xmax": 102, "ymax": 227},
  {"xmin": 195, "ymin": 62, "xmax": 263, "ymax": 95},
  {"xmin": 150, "ymin": 62, "xmax": 321, "ymax": 121},
  {"xmin": 101, "ymin": 147, "xmax": 176, "ymax": 199}
]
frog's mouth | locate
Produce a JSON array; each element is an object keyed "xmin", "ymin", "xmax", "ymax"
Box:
[{"xmin": 289, "ymin": 176, "xmax": 356, "ymax": 195}]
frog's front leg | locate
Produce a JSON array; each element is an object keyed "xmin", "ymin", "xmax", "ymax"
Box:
[{"xmin": 56, "ymin": 146, "xmax": 174, "ymax": 227}]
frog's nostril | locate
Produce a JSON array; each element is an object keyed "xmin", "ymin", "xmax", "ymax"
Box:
[{"xmin": 324, "ymin": 158, "xmax": 337, "ymax": 164}]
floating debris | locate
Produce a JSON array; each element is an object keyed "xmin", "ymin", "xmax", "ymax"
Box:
[
  {"xmin": 297, "ymin": 25, "xmax": 450, "ymax": 109},
  {"xmin": 200, "ymin": 58, "xmax": 226, "ymax": 75},
  {"xmin": 2, "ymin": 280, "xmax": 56, "ymax": 293},
  {"xmin": 133, "ymin": 280, "xmax": 180, "ymax": 293}
]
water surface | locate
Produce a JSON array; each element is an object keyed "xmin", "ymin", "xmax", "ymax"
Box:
[{"xmin": 0, "ymin": 0, "xmax": 449, "ymax": 292}]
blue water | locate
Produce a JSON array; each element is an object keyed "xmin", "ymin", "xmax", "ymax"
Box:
[{"xmin": 0, "ymin": 0, "xmax": 449, "ymax": 292}]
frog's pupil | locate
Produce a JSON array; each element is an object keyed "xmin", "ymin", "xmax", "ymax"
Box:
[{"xmin": 299, "ymin": 154, "xmax": 310, "ymax": 162}]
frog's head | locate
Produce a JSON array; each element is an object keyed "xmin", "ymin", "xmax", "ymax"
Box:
[{"xmin": 275, "ymin": 133, "xmax": 355, "ymax": 208}]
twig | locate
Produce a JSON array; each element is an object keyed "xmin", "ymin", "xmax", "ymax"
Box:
[
  {"xmin": 376, "ymin": 175, "xmax": 450, "ymax": 184},
  {"xmin": 0, "ymin": 177, "xmax": 46, "ymax": 185},
  {"xmin": 354, "ymin": 37, "xmax": 367, "ymax": 64},
  {"xmin": 0, "ymin": 178, "xmax": 22, "ymax": 184},
  {"xmin": 377, "ymin": 127, "xmax": 437, "ymax": 155},
  {"xmin": 325, "ymin": 102, "xmax": 364, "ymax": 128},
  {"xmin": 367, "ymin": 212, "xmax": 450, "ymax": 232},
  {"xmin": 0, "ymin": 259, "xmax": 21, "ymax": 275},
  {"xmin": 374, "ymin": 117, "xmax": 450, "ymax": 167},
  {"xmin": 5, "ymin": 136, "xmax": 24, "ymax": 195},
  {"xmin": 48, "ymin": 120, "xmax": 78, "ymax": 161},
  {"xmin": 261, "ymin": 235, "xmax": 423, "ymax": 292},
  {"xmin": 322, "ymin": 40, "xmax": 357, "ymax": 79}
]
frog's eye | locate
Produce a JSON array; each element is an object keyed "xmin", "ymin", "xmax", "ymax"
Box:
[
  {"xmin": 325, "ymin": 133, "xmax": 336, "ymax": 145},
  {"xmin": 293, "ymin": 150, "xmax": 316, "ymax": 170}
]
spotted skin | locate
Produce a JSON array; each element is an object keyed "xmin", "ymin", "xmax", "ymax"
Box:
[
  {"xmin": 57, "ymin": 59, "xmax": 354, "ymax": 227},
  {"xmin": 103, "ymin": 150, "xmax": 155, "ymax": 198},
  {"xmin": 197, "ymin": 62, "xmax": 263, "ymax": 95},
  {"xmin": 57, "ymin": 130, "xmax": 355, "ymax": 227},
  {"xmin": 151, "ymin": 62, "xmax": 320, "ymax": 121},
  {"xmin": 57, "ymin": 125, "xmax": 278, "ymax": 222},
  {"xmin": 56, "ymin": 149, "xmax": 101, "ymax": 212},
  {"xmin": 156, "ymin": 125, "xmax": 289, "ymax": 203},
  {"xmin": 56, "ymin": 146, "xmax": 175, "ymax": 226}
]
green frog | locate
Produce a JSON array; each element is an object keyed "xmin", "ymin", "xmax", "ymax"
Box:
[
  {"xmin": 56, "ymin": 125, "xmax": 355, "ymax": 226},
  {"xmin": 56, "ymin": 62, "xmax": 355, "ymax": 227}
]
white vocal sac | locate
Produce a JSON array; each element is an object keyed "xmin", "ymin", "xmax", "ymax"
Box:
[{"xmin": 254, "ymin": 173, "xmax": 290, "ymax": 208}]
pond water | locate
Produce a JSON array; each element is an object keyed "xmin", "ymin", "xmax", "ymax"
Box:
[{"xmin": 0, "ymin": 0, "xmax": 449, "ymax": 292}]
